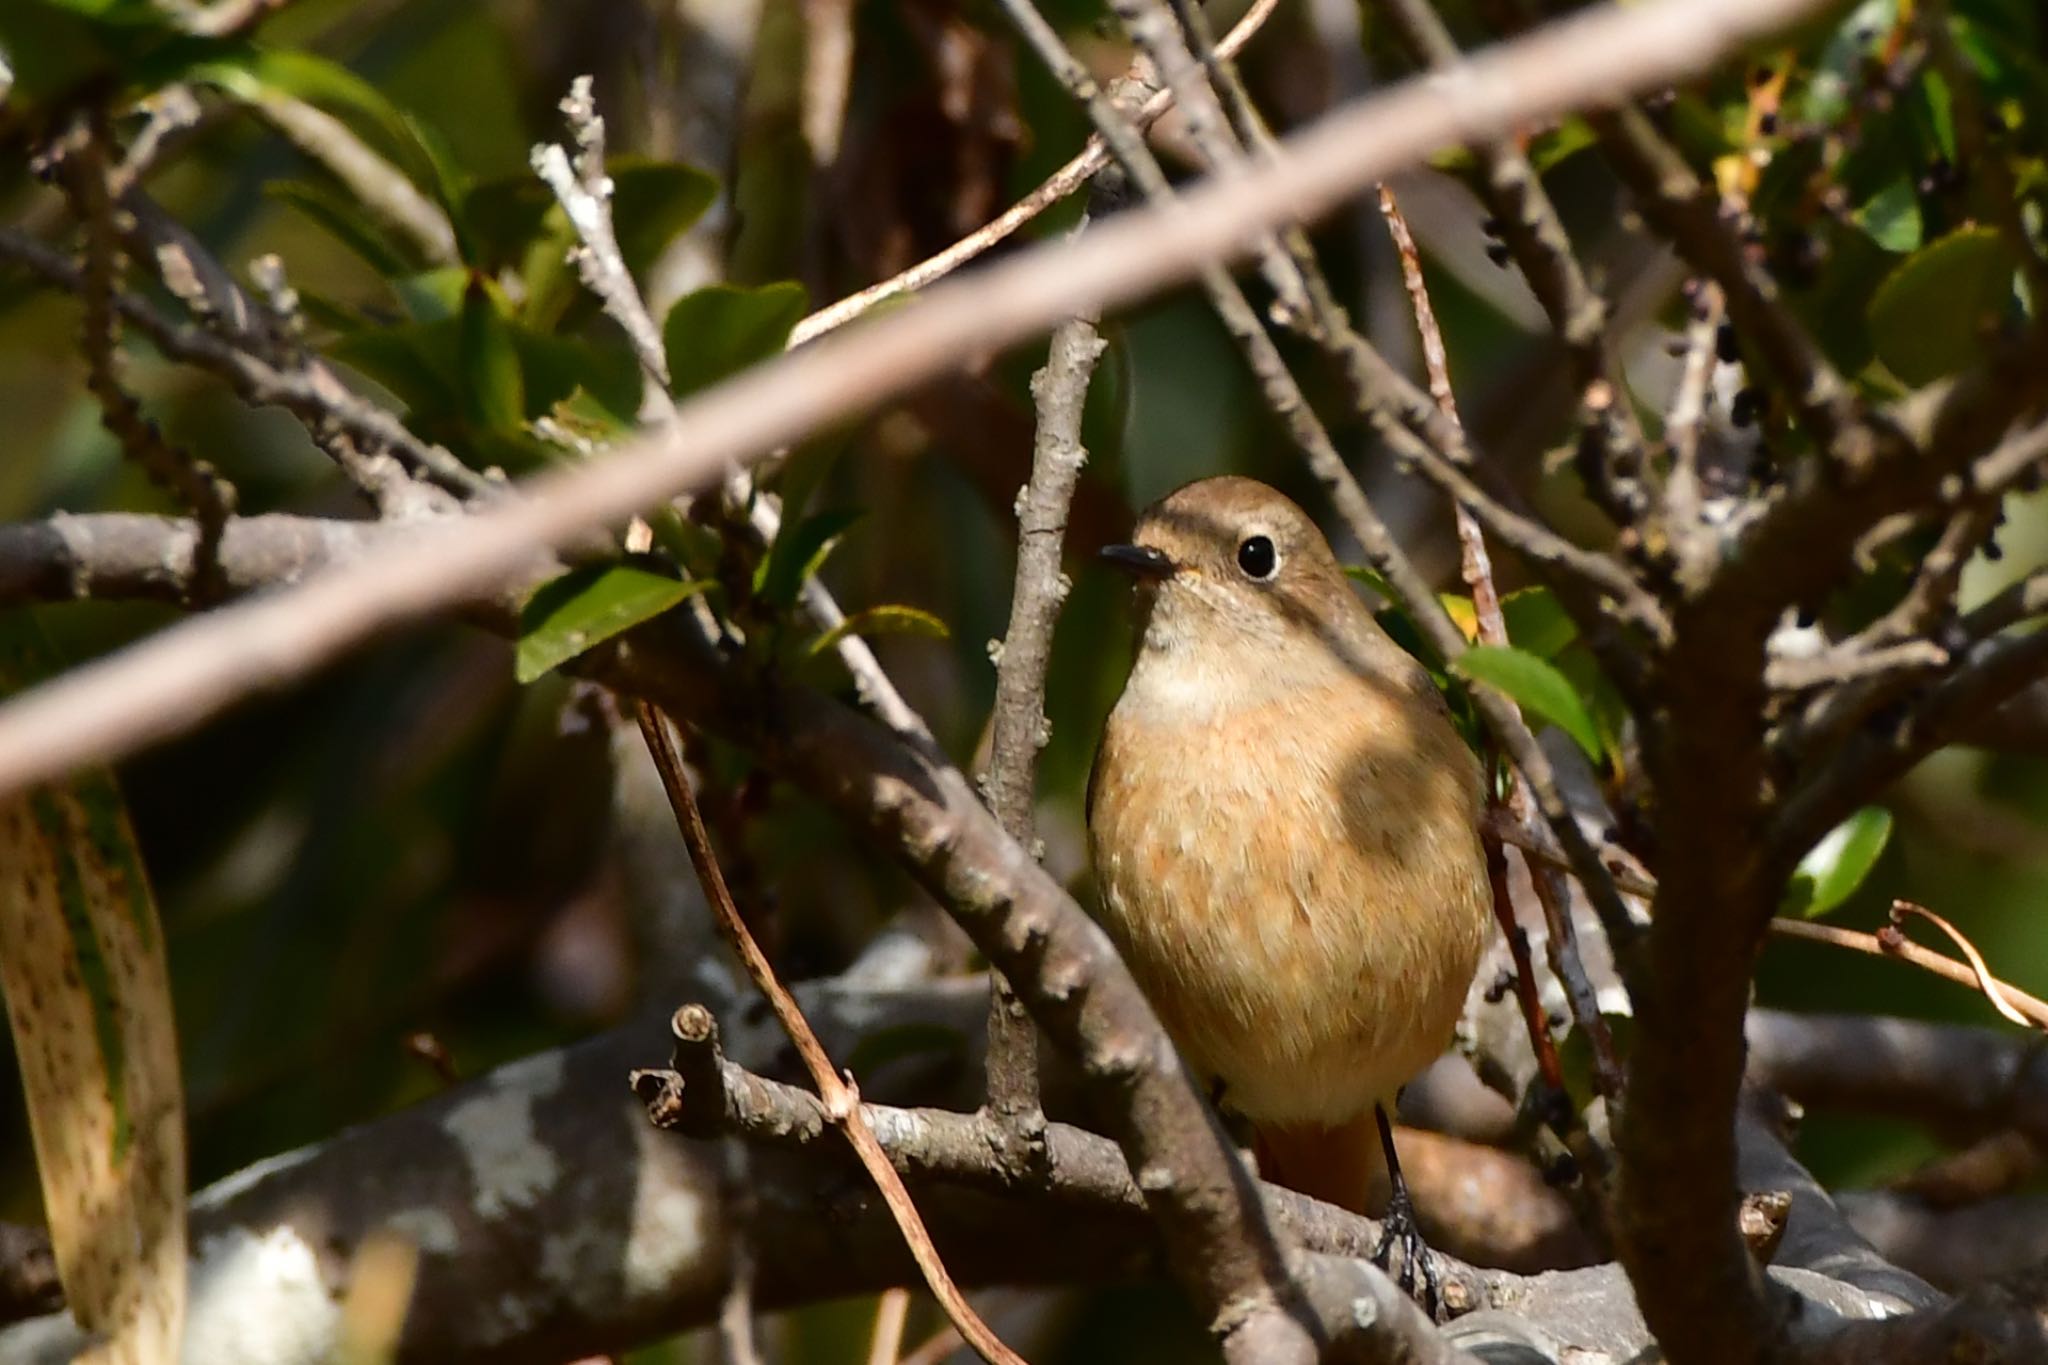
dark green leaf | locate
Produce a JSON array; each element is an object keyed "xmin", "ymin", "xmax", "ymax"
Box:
[
  {"xmin": 753, "ymin": 508, "xmax": 863, "ymax": 609},
  {"xmin": 265, "ymin": 180, "xmax": 417, "ymax": 277},
  {"xmin": 1500, "ymin": 588, "xmax": 1578, "ymax": 659},
  {"xmin": 330, "ymin": 320, "xmax": 462, "ymax": 420},
  {"xmin": 515, "ymin": 565, "xmax": 710, "ymax": 683},
  {"xmin": 1869, "ymin": 226, "xmax": 2015, "ymax": 386},
  {"xmin": 662, "ymin": 281, "xmax": 809, "ymax": 400},
  {"xmin": 1782, "ymin": 806, "xmax": 1893, "ymax": 918},
  {"xmin": 187, "ymin": 47, "xmax": 428, "ymax": 184},
  {"xmin": 609, "ymin": 161, "xmax": 721, "ymax": 278},
  {"xmin": 804, "ymin": 604, "xmax": 949, "ymax": 659},
  {"xmin": 459, "ymin": 277, "xmax": 525, "ymax": 433},
  {"xmin": 458, "ymin": 175, "xmax": 559, "ymax": 272},
  {"xmin": 1451, "ymin": 644, "xmax": 1604, "ymax": 761}
]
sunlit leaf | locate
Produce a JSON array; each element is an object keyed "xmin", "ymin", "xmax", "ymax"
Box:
[
  {"xmin": 394, "ymin": 266, "xmax": 470, "ymax": 323},
  {"xmin": 1782, "ymin": 806, "xmax": 1894, "ymax": 918},
  {"xmin": 1869, "ymin": 226, "xmax": 2016, "ymax": 385},
  {"xmin": 515, "ymin": 564, "xmax": 711, "ymax": 683},
  {"xmin": 663, "ymin": 281, "xmax": 809, "ymax": 400},
  {"xmin": 1852, "ymin": 178, "xmax": 1923, "ymax": 254},
  {"xmin": 0, "ymin": 612, "xmax": 185, "ymax": 1364},
  {"xmin": 1501, "ymin": 588, "xmax": 1578, "ymax": 659},
  {"xmin": 1451, "ymin": 644, "xmax": 1604, "ymax": 761},
  {"xmin": 805, "ymin": 604, "xmax": 950, "ymax": 659}
]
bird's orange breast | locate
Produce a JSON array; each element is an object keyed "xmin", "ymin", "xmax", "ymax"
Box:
[{"xmin": 1089, "ymin": 677, "xmax": 1490, "ymax": 1126}]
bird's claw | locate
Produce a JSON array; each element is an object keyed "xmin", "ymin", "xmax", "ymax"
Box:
[{"xmin": 1371, "ymin": 1185, "xmax": 1444, "ymax": 1322}]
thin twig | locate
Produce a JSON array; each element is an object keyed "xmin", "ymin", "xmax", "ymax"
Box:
[
  {"xmin": 866, "ymin": 1288, "xmax": 913, "ymax": 1365},
  {"xmin": 1378, "ymin": 183, "xmax": 1624, "ymax": 1098},
  {"xmin": 533, "ymin": 78, "xmax": 672, "ymax": 394},
  {"xmin": 55, "ymin": 117, "xmax": 238, "ymax": 601},
  {"xmin": 1768, "ymin": 913, "xmax": 2048, "ymax": 1032},
  {"xmin": 1375, "ymin": 0, "xmax": 1653, "ymax": 530},
  {"xmin": 785, "ymin": 0, "xmax": 1281, "ymax": 347},
  {"xmin": 1663, "ymin": 281, "xmax": 1725, "ymax": 569},
  {"xmin": 1888, "ymin": 902, "xmax": 2044, "ymax": 1033},
  {"xmin": 1587, "ymin": 103, "xmax": 1871, "ymax": 476},
  {"xmin": 633, "ymin": 702, "xmax": 1029, "ymax": 1365}
]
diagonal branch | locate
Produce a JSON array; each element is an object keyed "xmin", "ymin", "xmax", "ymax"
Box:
[{"xmin": 633, "ymin": 704, "xmax": 1027, "ymax": 1365}]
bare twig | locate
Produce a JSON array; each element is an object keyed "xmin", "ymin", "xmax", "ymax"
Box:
[
  {"xmin": 865, "ymin": 1288, "xmax": 913, "ymax": 1365},
  {"xmin": 1664, "ymin": 282, "xmax": 1725, "ymax": 568},
  {"xmin": 0, "ymin": 0, "xmax": 1838, "ymax": 802},
  {"xmin": 1378, "ymin": 183, "xmax": 1624, "ymax": 1099},
  {"xmin": 56, "ymin": 118, "xmax": 238, "ymax": 599},
  {"xmin": 533, "ymin": 78, "xmax": 672, "ymax": 391},
  {"xmin": 785, "ymin": 0, "xmax": 1281, "ymax": 346},
  {"xmin": 633, "ymin": 703, "xmax": 1029, "ymax": 1365},
  {"xmin": 1767, "ymin": 915, "xmax": 2048, "ymax": 1032},
  {"xmin": 1587, "ymin": 103, "xmax": 1871, "ymax": 474},
  {"xmin": 1888, "ymin": 902, "xmax": 2045, "ymax": 1033},
  {"xmin": 0, "ymin": 224, "xmax": 474, "ymax": 511},
  {"xmin": 979, "ymin": 309, "xmax": 1105, "ymax": 1154},
  {"xmin": 1375, "ymin": 0, "xmax": 1653, "ymax": 530}
]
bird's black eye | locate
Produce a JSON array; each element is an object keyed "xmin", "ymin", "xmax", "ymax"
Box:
[{"xmin": 1236, "ymin": 534, "xmax": 1278, "ymax": 580}]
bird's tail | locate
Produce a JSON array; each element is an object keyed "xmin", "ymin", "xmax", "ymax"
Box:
[{"xmin": 1251, "ymin": 1111, "xmax": 1390, "ymax": 1216}]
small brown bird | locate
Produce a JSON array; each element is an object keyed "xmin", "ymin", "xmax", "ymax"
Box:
[{"xmin": 1087, "ymin": 476, "xmax": 1491, "ymax": 1293}]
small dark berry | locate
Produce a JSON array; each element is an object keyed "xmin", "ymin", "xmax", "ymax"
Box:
[{"xmin": 1485, "ymin": 241, "xmax": 1512, "ymax": 268}]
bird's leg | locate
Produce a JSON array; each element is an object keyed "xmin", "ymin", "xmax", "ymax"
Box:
[{"xmin": 1370, "ymin": 1103, "xmax": 1443, "ymax": 1320}]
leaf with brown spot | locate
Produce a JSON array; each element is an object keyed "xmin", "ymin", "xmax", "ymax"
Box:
[{"xmin": 0, "ymin": 611, "xmax": 185, "ymax": 1363}]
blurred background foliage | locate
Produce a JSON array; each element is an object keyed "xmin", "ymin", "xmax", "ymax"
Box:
[{"xmin": 2, "ymin": 0, "xmax": 2048, "ymax": 1357}]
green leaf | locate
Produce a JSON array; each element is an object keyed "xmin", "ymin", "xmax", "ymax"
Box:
[
  {"xmin": 1342, "ymin": 563, "xmax": 1397, "ymax": 603},
  {"xmin": 1869, "ymin": 226, "xmax": 2016, "ymax": 385},
  {"xmin": 1782, "ymin": 806, "xmax": 1894, "ymax": 918},
  {"xmin": 394, "ymin": 266, "xmax": 470, "ymax": 323},
  {"xmin": 265, "ymin": 180, "xmax": 417, "ymax": 277},
  {"xmin": 458, "ymin": 174, "xmax": 559, "ymax": 272},
  {"xmin": 459, "ymin": 277, "xmax": 525, "ymax": 433},
  {"xmin": 662, "ymin": 281, "xmax": 810, "ymax": 400},
  {"xmin": 1852, "ymin": 178, "xmax": 1923, "ymax": 254},
  {"xmin": 186, "ymin": 46, "xmax": 427, "ymax": 182},
  {"xmin": 753, "ymin": 507, "xmax": 863, "ymax": 609},
  {"xmin": 805, "ymin": 604, "xmax": 950, "ymax": 659},
  {"xmin": 0, "ymin": 611, "xmax": 186, "ymax": 1363},
  {"xmin": 515, "ymin": 564, "xmax": 711, "ymax": 683},
  {"xmin": 1500, "ymin": 587, "xmax": 1578, "ymax": 659},
  {"xmin": 1451, "ymin": 644, "xmax": 1604, "ymax": 761},
  {"xmin": 609, "ymin": 161, "xmax": 720, "ymax": 278}
]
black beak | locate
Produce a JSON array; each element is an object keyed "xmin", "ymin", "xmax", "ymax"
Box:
[{"xmin": 1100, "ymin": 543, "xmax": 1176, "ymax": 580}]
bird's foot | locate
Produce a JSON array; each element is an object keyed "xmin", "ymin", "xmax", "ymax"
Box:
[{"xmin": 1370, "ymin": 1182, "xmax": 1444, "ymax": 1322}]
